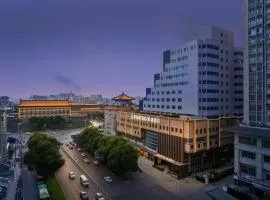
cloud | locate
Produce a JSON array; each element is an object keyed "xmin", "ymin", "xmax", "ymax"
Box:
[{"xmin": 54, "ymin": 74, "xmax": 80, "ymax": 90}]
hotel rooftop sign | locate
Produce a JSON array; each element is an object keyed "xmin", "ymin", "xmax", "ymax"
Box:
[{"xmin": 131, "ymin": 114, "xmax": 160, "ymax": 124}]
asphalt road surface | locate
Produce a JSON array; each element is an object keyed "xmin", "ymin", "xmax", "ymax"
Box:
[
  {"xmin": 56, "ymin": 150, "xmax": 102, "ymax": 200},
  {"xmin": 61, "ymin": 144, "xmax": 180, "ymax": 200}
]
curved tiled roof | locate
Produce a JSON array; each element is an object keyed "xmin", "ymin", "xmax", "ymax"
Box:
[
  {"xmin": 112, "ymin": 93, "xmax": 134, "ymax": 101},
  {"xmin": 19, "ymin": 100, "xmax": 70, "ymax": 107}
]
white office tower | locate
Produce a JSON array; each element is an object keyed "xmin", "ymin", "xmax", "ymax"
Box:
[{"xmin": 143, "ymin": 26, "xmax": 243, "ymax": 118}]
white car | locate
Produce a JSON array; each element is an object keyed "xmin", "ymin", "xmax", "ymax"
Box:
[
  {"xmin": 81, "ymin": 153, "xmax": 86, "ymax": 157},
  {"xmin": 77, "ymin": 148, "xmax": 82, "ymax": 152},
  {"xmin": 69, "ymin": 171, "xmax": 75, "ymax": 179},
  {"xmin": 104, "ymin": 176, "xmax": 112, "ymax": 183},
  {"xmin": 95, "ymin": 193, "xmax": 105, "ymax": 200},
  {"xmin": 83, "ymin": 159, "xmax": 90, "ymax": 164}
]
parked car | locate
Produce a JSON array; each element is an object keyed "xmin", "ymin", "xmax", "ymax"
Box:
[
  {"xmin": 69, "ymin": 171, "xmax": 75, "ymax": 179},
  {"xmin": 65, "ymin": 143, "xmax": 69, "ymax": 147},
  {"xmin": 95, "ymin": 193, "xmax": 105, "ymax": 200},
  {"xmin": 77, "ymin": 148, "xmax": 82, "ymax": 152},
  {"xmin": 104, "ymin": 176, "xmax": 112, "ymax": 183},
  {"xmin": 83, "ymin": 159, "xmax": 90, "ymax": 164},
  {"xmin": 81, "ymin": 153, "xmax": 86, "ymax": 157},
  {"xmin": 69, "ymin": 146, "xmax": 74, "ymax": 150},
  {"xmin": 80, "ymin": 191, "xmax": 89, "ymax": 200}
]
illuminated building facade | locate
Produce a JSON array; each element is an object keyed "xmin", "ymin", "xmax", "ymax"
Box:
[{"xmin": 117, "ymin": 111, "xmax": 239, "ymax": 178}]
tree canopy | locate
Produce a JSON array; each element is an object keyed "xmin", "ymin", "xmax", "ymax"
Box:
[
  {"xmin": 75, "ymin": 127, "xmax": 138, "ymax": 179},
  {"xmin": 24, "ymin": 133, "xmax": 64, "ymax": 176},
  {"xmin": 29, "ymin": 116, "xmax": 66, "ymax": 131}
]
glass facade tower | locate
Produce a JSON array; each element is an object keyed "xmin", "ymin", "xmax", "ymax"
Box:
[{"xmin": 245, "ymin": 0, "xmax": 270, "ymax": 127}]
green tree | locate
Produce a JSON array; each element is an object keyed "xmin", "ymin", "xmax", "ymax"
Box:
[
  {"xmin": 24, "ymin": 133, "xmax": 64, "ymax": 176},
  {"xmin": 97, "ymin": 136, "xmax": 127, "ymax": 164},
  {"xmin": 107, "ymin": 143, "xmax": 138, "ymax": 178},
  {"xmin": 75, "ymin": 127, "xmax": 138, "ymax": 179},
  {"xmin": 75, "ymin": 126, "xmax": 103, "ymax": 154}
]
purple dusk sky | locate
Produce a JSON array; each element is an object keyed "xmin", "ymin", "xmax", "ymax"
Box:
[{"xmin": 1, "ymin": 0, "xmax": 243, "ymax": 98}]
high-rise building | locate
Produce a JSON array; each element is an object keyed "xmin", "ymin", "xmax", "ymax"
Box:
[
  {"xmin": 143, "ymin": 26, "xmax": 243, "ymax": 118},
  {"xmin": 244, "ymin": 0, "xmax": 270, "ymax": 127}
]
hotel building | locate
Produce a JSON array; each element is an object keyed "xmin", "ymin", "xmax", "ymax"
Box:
[
  {"xmin": 143, "ymin": 26, "xmax": 243, "ymax": 118},
  {"xmin": 116, "ymin": 111, "xmax": 239, "ymax": 178}
]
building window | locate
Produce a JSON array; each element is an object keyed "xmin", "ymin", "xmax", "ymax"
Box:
[
  {"xmin": 262, "ymin": 140, "xmax": 270, "ymax": 149},
  {"xmin": 239, "ymin": 136, "xmax": 257, "ymax": 146},
  {"xmin": 264, "ymin": 155, "xmax": 270, "ymax": 163},
  {"xmin": 240, "ymin": 163, "xmax": 256, "ymax": 177},
  {"xmin": 171, "ymin": 127, "xmax": 174, "ymax": 132},
  {"xmin": 241, "ymin": 150, "xmax": 256, "ymax": 160},
  {"xmin": 175, "ymin": 128, "xmax": 178, "ymax": 133}
]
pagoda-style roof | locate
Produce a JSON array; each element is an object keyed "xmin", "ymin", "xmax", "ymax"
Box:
[
  {"xmin": 19, "ymin": 100, "xmax": 70, "ymax": 107},
  {"xmin": 112, "ymin": 93, "xmax": 134, "ymax": 101}
]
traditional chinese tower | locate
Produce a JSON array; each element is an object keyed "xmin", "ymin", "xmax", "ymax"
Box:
[{"xmin": 112, "ymin": 92, "xmax": 134, "ymax": 106}]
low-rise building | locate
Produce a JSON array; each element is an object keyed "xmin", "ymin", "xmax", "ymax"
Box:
[
  {"xmin": 227, "ymin": 126, "xmax": 270, "ymax": 194},
  {"xmin": 117, "ymin": 111, "xmax": 239, "ymax": 178},
  {"xmin": 18, "ymin": 100, "xmax": 103, "ymax": 119},
  {"xmin": 104, "ymin": 106, "xmax": 137, "ymax": 136},
  {"xmin": 104, "ymin": 93, "xmax": 137, "ymax": 135},
  {"xmin": 70, "ymin": 103, "xmax": 102, "ymax": 117},
  {"xmin": 18, "ymin": 100, "xmax": 71, "ymax": 120}
]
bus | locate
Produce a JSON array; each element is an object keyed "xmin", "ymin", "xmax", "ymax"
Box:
[{"xmin": 37, "ymin": 181, "xmax": 50, "ymax": 200}]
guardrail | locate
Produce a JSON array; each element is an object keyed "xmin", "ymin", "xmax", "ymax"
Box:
[{"xmin": 60, "ymin": 147, "xmax": 111, "ymax": 200}]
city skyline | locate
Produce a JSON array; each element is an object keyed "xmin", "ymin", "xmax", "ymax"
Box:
[{"xmin": 1, "ymin": 0, "xmax": 243, "ymax": 98}]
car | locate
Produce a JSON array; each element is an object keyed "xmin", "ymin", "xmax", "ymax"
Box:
[
  {"xmin": 81, "ymin": 153, "xmax": 86, "ymax": 157},
  {"xmin": 83, "ymin": 159, "xmax": 90, "ymax": 164},
  {"xmin": 93, "ymin": 160, "xmax": 100, "ymax": 166},
  {"xmin": 65, "ymin": 143, "xmax": 69, "ymax": 146},
  {"xmin": 80, "ymin": 191, "xmax": 89, "ymax": 200},
  {"xmin": 95, "ymin": 193, "xmax": 105, "ymax": 200},
  {"xmin": 69, "ymin": 146, "xmax": 74, "ymax": 150},
  {"xmin": 0, "ymin": 185, "xmax": 8, "ymax": 191},
  {"xmin": 104, "ymin": 176, "xmax": 112, "ymax": 183},
  {"xmin": 69, "ymin": 171, "xmax": 75, "ymax": 179},
  {"xmin": 74, "ymin": 144, "xmax": 77, "ymax": 148},
  {"xmin": 77, "ymin": 148, "xmax": 82, "ymax": 152}
]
